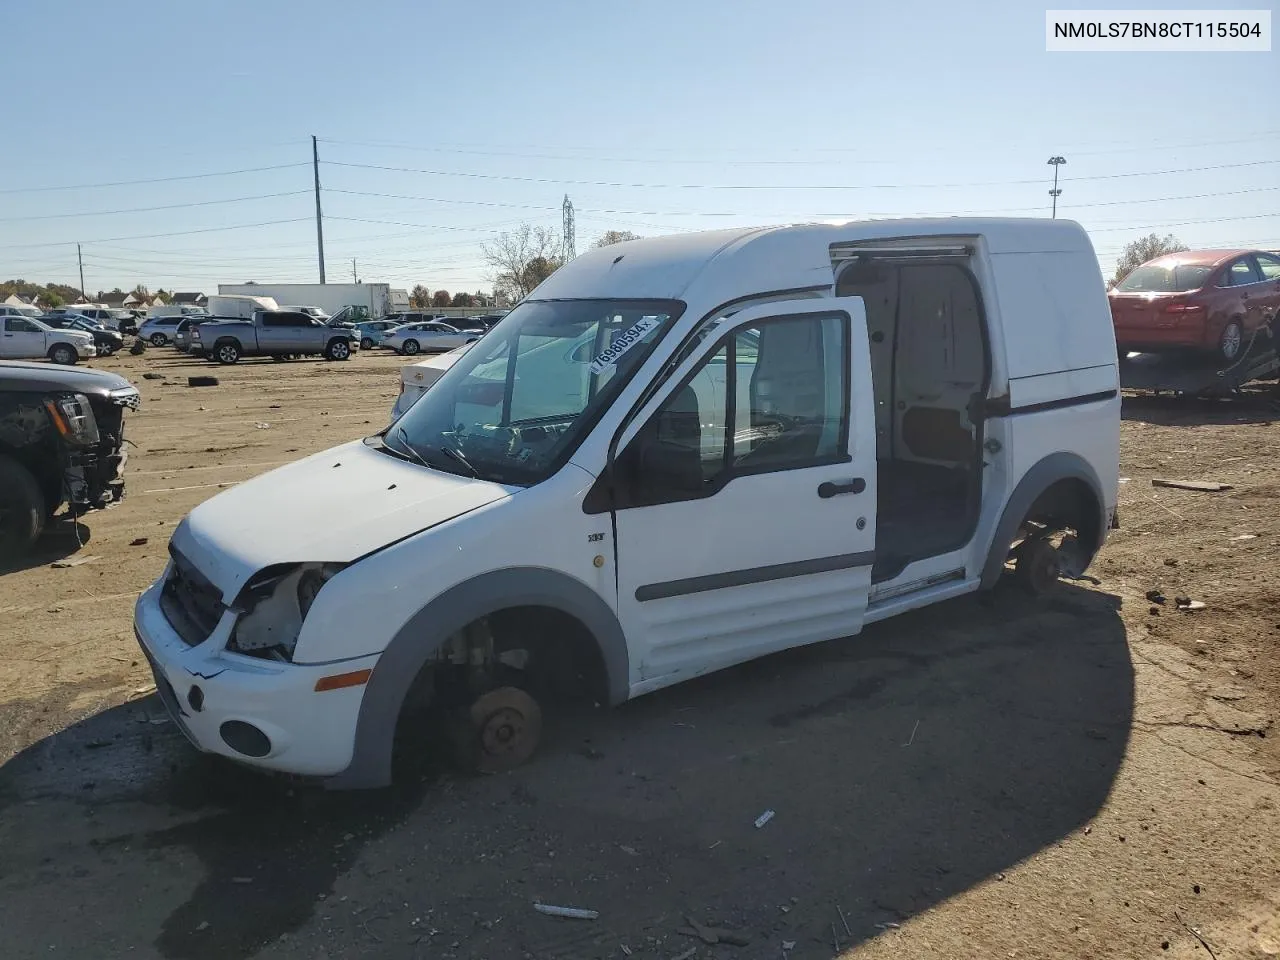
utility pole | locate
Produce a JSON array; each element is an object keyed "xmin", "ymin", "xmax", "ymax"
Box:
[
  {"xmin": 313, "ymin": 135, "xmax": 326, "ymax": 283},
  {"xmin": 352, "ymin": 259, "xmax": 357, "ymax": 283},
  {"xmin": 76, "ymin": 243, "xmax": 85, "ymax": 298},
  {"xmin": 561, "ymin": 195, "xmax": 576, "ymax": 262},
  {"xmin": 1047, "ymin": 156, "xmax": 1066, "ymax": 218}
]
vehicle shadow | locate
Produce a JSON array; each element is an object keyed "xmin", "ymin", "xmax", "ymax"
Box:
[
  {"xmin": 0, "ymin": 581, "xmax": 1132, "ymax": 960},
  {"xmin": 0, "ymin": 518, "xmax": 92, "ymax": 576},
  {"xmin": 1121, "ymin": 388, "xmax": 1280, "ymax": 426}
]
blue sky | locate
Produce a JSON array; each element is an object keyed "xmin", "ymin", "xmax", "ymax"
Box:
[{"xmin": 1, "ymin": 0, "xmax": 1276, "ymax": 296}]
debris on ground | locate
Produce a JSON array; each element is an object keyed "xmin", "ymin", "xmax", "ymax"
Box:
[
  {"xmin": 533, "ymin": 903, "xmax": 599, "ymax": 920},
  {"xmin": 680, "ymin": 915, "xmax": 751, "ymax": 946},
  {"xmin": 1146, "ymin": 590, "xmax": 1167, "ymax": 605},
  {"xmin": 1175, "ymin": 597, "xmax": 1207, "ymax": 611},
  {"xmin": 188, "ymin": 376, "xmax": 219, "ymax": 388},
  {"xmin": 142, "ymin": 373, "xmax": 164, "ymax": 380},
  {"xmin": 51, "ymin": 555, "xmax": 98, "ymax": 568},
  {"xmin": 754, "ymin": 809, "xmax": 775, "ymax": 829},
  {"xmin": 671, "ymin": 948, "xmax": 697, "ymax": 960},
  {"xmin": 129, "ymin": 340, "xmax": 146, "ymax": 355},
  {"xmin": 255, "ymin": 422, "xmax": 270, "ymax": 429},
  {"xmin": 1229, "ymin": 534, "xmax": 1258, "ymax": 541},
  {"xmin": 129, "ymin": 538, "xmax": 148, "ymax": 546},
  {"xmin": 1152, "ymin": 478, "xmax": 1232, "ymax": 492}
]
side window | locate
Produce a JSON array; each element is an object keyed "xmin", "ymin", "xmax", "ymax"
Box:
[
  {"xmin": 261, "ymin": 313, "xmax": 286, "ymax": 327},
  {"xmin": 1223, "ymin": 258, "xmax": 1262, "ymax": 286},
  {"xmin": 288, "ymin": 313, "xmax": 314, "ymax": 327},
  {"xmin": 623, "ymin": 314, "xmax": 848, "ymax": 505},
  {"xmin": 10, "ymin": 318, "xmax": 38, "ymax": 333},
  {"xmin": 1255, "ymin": 253, "xmax": 1280, "ymax": 281}
]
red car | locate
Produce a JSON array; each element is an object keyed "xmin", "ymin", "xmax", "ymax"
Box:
[{"xmin": 1109, "ymin": 249, "xmax": 1280, "ymax": 361}]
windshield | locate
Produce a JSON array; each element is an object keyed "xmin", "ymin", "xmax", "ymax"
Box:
[
  {"xmin": 1116, "ymin": 262, "xmax": 1214, "ymax": 293},
  {"xmin": 377, "ymin": 298, "xmax": 683, "ymax": 485}
]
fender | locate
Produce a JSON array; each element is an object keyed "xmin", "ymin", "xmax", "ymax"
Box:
[
  {"xmin": 326, "ymin": 566, "xmax": 630, "ymax": 790},
  {"xmin": 979, "ymin": 452, "xmax": 1107, "ymax": 590}
]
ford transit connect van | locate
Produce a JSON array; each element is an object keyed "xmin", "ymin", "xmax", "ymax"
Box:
[{"xmin": 135, "ymin": 218, "xmax": 1120, "ymax": 786}]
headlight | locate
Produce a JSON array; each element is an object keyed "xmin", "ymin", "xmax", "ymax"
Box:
[
  {"xmin": 298, "ymin": 563, "xmax": 343, "ymax": 619},
  {"xmin": 228, "ymin": 562, "xmax": 347, "ymax": 660},
  {"xmin": 44, "ymin": 393, "xmax": 99, "ymax": 447}
]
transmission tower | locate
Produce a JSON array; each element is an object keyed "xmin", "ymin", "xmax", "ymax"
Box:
[{"xmin": 562, "ymin": 194, "xmax": 577, "ymax": 261}]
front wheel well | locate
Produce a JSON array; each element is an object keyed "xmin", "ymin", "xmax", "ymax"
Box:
[{"xmin": 393, "ymin": 605, "xmax": 609, "ymax": 737}]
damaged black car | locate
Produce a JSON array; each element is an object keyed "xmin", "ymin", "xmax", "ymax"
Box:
[{"xmin": 0, "ymin": 361, "xmax": 139, "ymax": 562}]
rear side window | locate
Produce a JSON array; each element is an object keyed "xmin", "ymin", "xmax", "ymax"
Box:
[
  {"xmin": 261, "ymin": 313, "xmax": 287, "ymax": 327},
  {"xmin": 1220, "ymin": 257, "xmax": 1263, "ymax": 287},
  {"xmin": 1257, "ymin": 253, "xmax": 1280, "ymax": 280}
]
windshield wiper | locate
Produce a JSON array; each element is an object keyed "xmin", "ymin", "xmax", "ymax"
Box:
[
  {"xmin": 390, "ymin": 425, "xmax": 431, "ymax": 469},
  {"xmin": 438, "ymin": 442, "xmax": 480, "ymax": 478}
]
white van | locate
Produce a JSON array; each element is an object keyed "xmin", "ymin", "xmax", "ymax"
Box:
[
  {"xmin": 134, "ymin": 219, "xmax": 1120, "ymax": 787},
  {"xmin": 205, "ymin": 294, "xmax": 280, "ymax": 319}
]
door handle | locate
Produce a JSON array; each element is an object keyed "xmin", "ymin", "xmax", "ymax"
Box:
[{"xmin": 818, "ymin": 478, "xmax": 866, "ymax": 498}]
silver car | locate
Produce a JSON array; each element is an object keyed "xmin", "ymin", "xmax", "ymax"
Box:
[
  {"xmin": 137, "ymin": 315, "xmax": 186, "ymax": 345},
  {"xmin": 381, "ymin": 321, "xmax": 479, "ymax": 355}
]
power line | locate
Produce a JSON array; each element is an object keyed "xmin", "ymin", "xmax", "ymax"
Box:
[
  {"xmin": 318, "ymin": 131, "xmax": 1280, "ymax": 162},
  {"xmin": 0, "ymin": 190, "xmax": 311, "ymax": 223},
  {"xmin": 329, "ymin": 185, "xmax": 1280, "ymax": 220},
  {"xmin": 0, "ymin": 162, "xmax": 310, "ymax": 195},
  {"xmin": 0, "ymin": 218, "xmax": 311, "ymax": 250},
  {"xmin": 322, "ymin": 158, "xmax": 1280, "ymax": 191}
]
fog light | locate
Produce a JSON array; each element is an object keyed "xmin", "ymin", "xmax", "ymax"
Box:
[
  {"xmin": 187, "ymin": 685, "xmax": 204, "ymax": 712},
  {"xmin": 219, "ymin": 720, "xmax": 271, "ymax": 758}
]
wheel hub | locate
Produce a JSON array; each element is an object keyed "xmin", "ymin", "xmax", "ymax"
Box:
[{"xmin": 468, "ymin": 687, "xmax": 542, "ymax": 772}]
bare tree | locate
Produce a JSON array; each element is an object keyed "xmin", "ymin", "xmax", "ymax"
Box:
[
  {"xmin": 593, "ymin": 229, "xmax": 641, "ymax": 248},
  {"xmin": 481, "ymin": 224, "xmax": 563, "ymax": 302},
  {"xmin": 1113, "ymin": 234, "xmax": 1189, "ymax": 286}
]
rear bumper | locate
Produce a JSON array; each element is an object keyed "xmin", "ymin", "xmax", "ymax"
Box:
[{"xmin": 1114, "ymin": 315, "xmax": 1210, "ymax": 352}]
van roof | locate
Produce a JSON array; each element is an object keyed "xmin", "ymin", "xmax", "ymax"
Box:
[{"xmin": 533, "ymin": 218, "xmax": 1095, "ymax": 304}]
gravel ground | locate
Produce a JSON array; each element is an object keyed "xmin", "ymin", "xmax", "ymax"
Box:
[{"xmin": 0, "ymin": 349, "xmax": 1277, "ymax": 960}]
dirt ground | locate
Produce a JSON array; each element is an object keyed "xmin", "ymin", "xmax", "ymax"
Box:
[{"xmin": 0, "ymin": 348, "xmax": 1277, "ymax": 960}]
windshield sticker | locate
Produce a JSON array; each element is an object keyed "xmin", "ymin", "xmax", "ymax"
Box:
[{"xmin": 588, "ymin": 316, "xmax": 663, "ymax": 374}]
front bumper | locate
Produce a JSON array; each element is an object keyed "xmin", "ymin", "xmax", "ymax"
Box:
[{"xmin": 134, "ymin": 578, "xmax": 378, "ymax": 777}]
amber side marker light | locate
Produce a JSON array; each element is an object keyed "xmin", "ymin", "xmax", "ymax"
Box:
[{"xmin": 314, "ymin": 668, "xmax": 372, "ymax": 692}]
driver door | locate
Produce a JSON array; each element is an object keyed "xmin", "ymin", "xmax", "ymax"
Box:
[
  {"xmin": 607, "ymin": 298, "xmax": 877, "ymax": 687},
  {"xmin": 1, "ymin": 317, "xmax": 47, "ymax": 358}
]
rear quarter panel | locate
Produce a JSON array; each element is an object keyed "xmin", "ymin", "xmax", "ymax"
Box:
[{"xmin": 988, "ymin": 248, "xmax": 1120, "ymax": 521}]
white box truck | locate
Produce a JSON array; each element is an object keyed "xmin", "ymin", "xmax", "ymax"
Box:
[
  {"xmin": 206, "ymin": 294, "xmax": 280, "ymax": 319},
  {"xmin": 217, "ymin": 284, "xmax": 396, "ymax": 322}
]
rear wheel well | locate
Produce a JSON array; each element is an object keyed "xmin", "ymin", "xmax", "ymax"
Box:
[{"xmin": 1013, "ymin": 477, "xmax": 1103, "ymax": 579}]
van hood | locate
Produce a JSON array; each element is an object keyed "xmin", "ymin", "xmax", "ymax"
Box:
[{"xmin": 170, "ymin": 439, "xmax": 513, "ymax": 599}]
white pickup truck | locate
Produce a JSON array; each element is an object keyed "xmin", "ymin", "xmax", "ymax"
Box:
[{"xmin": 0, "ymin": 315, "xmax": 97, "ymax": 364}]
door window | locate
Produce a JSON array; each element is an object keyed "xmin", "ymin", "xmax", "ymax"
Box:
[
  {"xmin": 620, "ymin": 313, "xmax": 849, "ymax": 506},
  {"xmin": 1221, "ymin": 257, "xmax": 1263, "ymax": 287},
  {"xmin": 6, "ymin": 318, "xmax": 39, "ymax": 333},
  {"xmin": 1256, "ymin": 253, "xmax": 1280, "ymax": 280},
  {"xmin": 261, "ymin": 313, "xmax": 287, "ymax": 327}
]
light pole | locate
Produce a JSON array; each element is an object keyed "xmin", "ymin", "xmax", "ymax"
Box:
[{"xmin": 1047, "ymin": 156, "xmax": 1066, "ymax": 218}]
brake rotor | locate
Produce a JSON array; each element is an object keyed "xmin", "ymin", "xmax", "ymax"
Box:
[{"xmin": 469, "ymin": 687, "xmax": 542, "ymax": 773}]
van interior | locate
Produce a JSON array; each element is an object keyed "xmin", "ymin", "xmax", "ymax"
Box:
[{"xmin": 835, "ymin": 257, "xmax": 990, "ymax": 582}]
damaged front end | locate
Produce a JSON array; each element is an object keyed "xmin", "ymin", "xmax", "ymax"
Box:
[{"xmin": 60, "ymin": 386, "xmax": 139, "ymax": 512}]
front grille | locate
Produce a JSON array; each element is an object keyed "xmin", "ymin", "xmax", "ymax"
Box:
[{"xmin": 160, "ymin": 547, "xmax": 226, "ymax": 646}]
